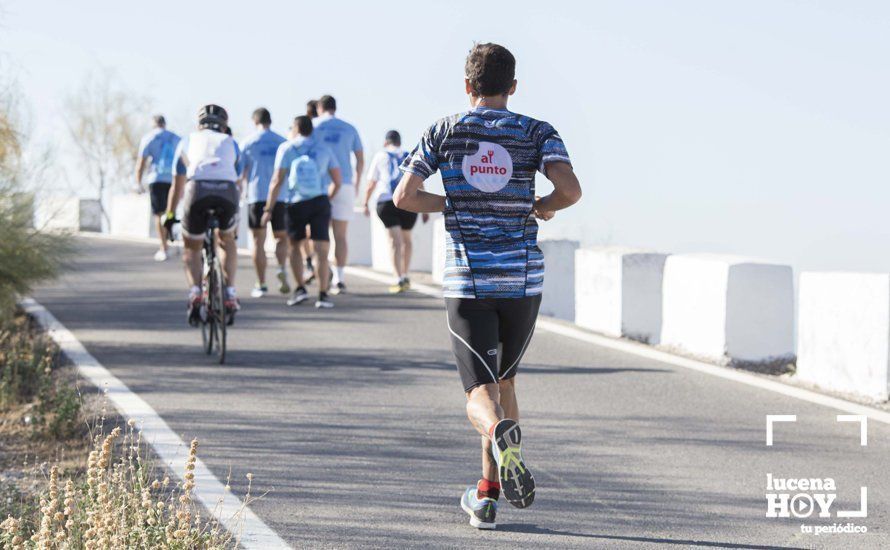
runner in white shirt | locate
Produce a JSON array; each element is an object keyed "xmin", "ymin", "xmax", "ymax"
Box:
[{"xmin": 362, "ymin": 130, "xmax": 428, "ymax": 292}]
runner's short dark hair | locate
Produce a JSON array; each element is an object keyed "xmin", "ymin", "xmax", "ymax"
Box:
[
  {"xmin": 252, "ymin": 107, "xmax": 271, "ymax": 126},
  {"xmin": 294, "ymin": 115, "xmax": 313, "ymax": 136},
  {"xmin": 385, "ymin": 130, "xmax": 401, "ymax": 146},
  {"xmin": 153, "ymin": 114, "xmax": 166, "ymax": 127},
  {"xmin": 306, "ymin": 100, "xmax": 318, "ymax": 118},
  {"xmin": 318, "ymin": 95, "xmax": 336, "ymax": 112},
  {"xmin": 465, "ymin": 43, "xmax": 516, "ymax": 97}
]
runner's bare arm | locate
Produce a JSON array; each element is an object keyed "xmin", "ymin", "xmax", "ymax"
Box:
[
  {"xmin": 392, "ymin": 173, "xmax": 446, "ymax": 213},
  {"xmin": 135, "ymin": 157, "xmax": 146, "ymax": 193},
  {"xmin": 328, "ymin": 167, "xmax": 342, "ymax": 200},
  {"xmin": 167, "ymin": 174, "xmax": 186, "ymax": 214},
  {"xmin": 534, "ymin": 161, "xmax": 581, "ymax": 220},
  {"xmin": 262, "ymin": 168, "xmax": 288, "ymax": 225},
  {"xmin": 363, "ymin": 177, "xmax": 377, "ymax": 216},
  {"xmin": 353, "ymin": 150, "xmax": 364, "ymax": 196}
]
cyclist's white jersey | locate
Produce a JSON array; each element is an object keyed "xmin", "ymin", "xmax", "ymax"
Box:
[{"xmin": 173, "ymin": 129, "xmax": 239, "ymax": 182}]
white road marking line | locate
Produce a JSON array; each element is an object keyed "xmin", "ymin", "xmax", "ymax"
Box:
[
  {"xmin": 21, "ymin": 298, "xmax": 291, "ymax": 550},
  {"xmin": 76, "ymin": 233, "xmax": 890, "ymax": 425},
  {"xmin": 344, "ymin": 265, "xmax": 890, "ymax": 426}
]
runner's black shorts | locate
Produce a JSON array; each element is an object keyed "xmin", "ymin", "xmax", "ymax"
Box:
[
  {"xmin": 376, "ymin": 200, "xmax": 418, "ymax": 230},
  {"xmin": 181, "ymin": 180, "xmax": 239, "ymax": 239},
  {"xmin": 286, "ymin": 195, "xmax": 331, "ymax": 242},
  {"xmin": 148, "ymin": 182, "xmax": 171, "ymax": 215},
  {"xmin": 248, "ymin": 201, "xmax": 286, "ymax": 232},
  {"xmin": 445, "ymin": 294, "xmax": 542, "ymax": 393}
]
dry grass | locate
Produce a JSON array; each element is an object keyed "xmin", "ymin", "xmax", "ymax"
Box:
[{"xmin": 1, "ymin": 423, "xmax": 243, "ymax": 549}]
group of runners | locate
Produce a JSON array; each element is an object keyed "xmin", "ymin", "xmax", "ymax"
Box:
[{"xmin": 134, "ymin": 43, "xmax": 581, "ymax": 530}]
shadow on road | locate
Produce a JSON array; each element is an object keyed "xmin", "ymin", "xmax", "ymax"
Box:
[{"xmin": 497, "ymin": 524, "xmax": 806, "ymax": 549}]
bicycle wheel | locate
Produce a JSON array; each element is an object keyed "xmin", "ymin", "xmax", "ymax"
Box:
[
  {"xmin": 212, "ymin": 256, "xmax": 227, "ymax": 364},
  {"xmin": 203, "ymin": 270, "xmax": 215, "ymax": 355}
]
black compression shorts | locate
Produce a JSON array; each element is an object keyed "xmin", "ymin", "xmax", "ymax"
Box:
[
  {"xmin": 248, "ymin": 201, "xmax": 286, "ymax": 232},
  {"xmin": 181, "ymin": 180, "xmax": 239, "ymax": 239},
  {"xmin": 445, "ymin": 294, "xmax": 542, "ymax": 393},
  {"xmin": 376, "ymin": 200, "xmax": 418, "ymax": 230}
]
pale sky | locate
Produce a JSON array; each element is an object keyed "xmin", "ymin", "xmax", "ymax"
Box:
[{"xmin": 3, "ymin": 0, "xmax": 889, "ymax": 274}]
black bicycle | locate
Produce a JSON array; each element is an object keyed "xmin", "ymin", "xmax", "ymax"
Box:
[
  {"xmin": 166, "ymin": 209, "xmax": 228, "ymax": 364},
  {"xmin": 200, "ymin": 209, "xmax": 227, "ymax": 364}
]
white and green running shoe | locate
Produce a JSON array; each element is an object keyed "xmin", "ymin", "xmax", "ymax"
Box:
[
  {"xmin": 460, "ymin": 487, "xmax": 497, "ymax": 529},
  {"xmin": 491, "ymin": 419, "xmax": 535, "ymax": 508},
  {"xmin": 277, "ymin": 268, "xmax": 291, "ymax": 295}
]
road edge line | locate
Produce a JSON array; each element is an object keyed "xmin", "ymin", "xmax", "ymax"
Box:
[
  {"xmin": 342, "ymin": 265, "xmax": 890, "ymax": 426},
  {"xmin": 20, "ymin": 297, "xmax": 291, "ymax": 549}
]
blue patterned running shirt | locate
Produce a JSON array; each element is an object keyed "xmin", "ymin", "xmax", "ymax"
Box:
[{"xmin": 402, "ymin": 107, "xmax": 572, "ymax": 299}]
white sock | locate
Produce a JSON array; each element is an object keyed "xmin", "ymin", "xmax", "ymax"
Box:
[
  {"xmin": 226, "ymin": 286, "xmax": 237, "ymax": 298},
  {"xmin": 334, "ymin": 267, "xmax": 345, "ymax": 284},
  {"xmin": 188, "ymin": 285, "xmax": 201, "ymax": 297}
]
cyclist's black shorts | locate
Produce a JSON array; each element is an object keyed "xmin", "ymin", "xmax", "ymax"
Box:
[
  {"xmin": 376, "ymin": 200, "xmax": 418, "ymax": 230},
  {"xmin": 286, "ymin": 195, "xmax": 331, "ymax": 242},
  {"xmin": 248, "ymin": 201, "xmax": 286, "ymax": 231},
  {"xmin": 181, "ymin": 180, "xmax": 239, "ymax": 239},
  {"xmin": 445, "ymin": 294, "xmax": 542, "ymax": 393},
  {"xmin": 148, "ymin": 182, "xmax": 171, "ymax": 215}
]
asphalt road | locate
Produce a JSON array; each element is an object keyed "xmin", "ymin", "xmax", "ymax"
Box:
[{"xmin": 34, "ymin": 236, "xmax": 890, "ymax": 549}]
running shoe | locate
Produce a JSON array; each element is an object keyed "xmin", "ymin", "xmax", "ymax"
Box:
[
  {"xmin": 277, "ymin": 269, "xmax": 291, "ymax": 294},
  {"xmin": 154, "ymin": 249, "xmax": 168, "ymax": 262},
  {"xmin": 388, "ymin": 279, "xmax": 406, "ymax": 294},
  {"xmin": 403, "ymin": 277, "xmax": 412, "ymax": 290},
  {"xmin": 286, "ymin": 287, "xmax": 309, "ymax": 306},
  {"xmin": 460, "ymin": 487, "xmax": 497, "ymax": 530},
  {"xmin": 250, "ymin": 284, "xmax": 268, "ymax": 298},
  {"xmin": 315, "ymin": 292, "xmax": 334, "ymax": 309},
  {"xmin": 331, "ymin": 282, "xmax": 346, "ymax": 295},
  {"xmin": 491, "ymin": 419, "xmax": 535, "ymax": 509},
  {"xmin": 187, "ymin": 293, "xmax": 202, "ymax": 327}
]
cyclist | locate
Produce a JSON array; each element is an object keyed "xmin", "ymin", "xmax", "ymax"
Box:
[
  {"xmin": 393, "ymin": 43, "xmax": 581, "ymax": 529},
  {"xmin": 165, "ymin": 104, "xmax": 242, "ymax": 325},
  {"xmin": 362, "ymin": 130, "xmax": 428, "ymax": 293},
  {"xmin": 313, "ymin": 95, "xmax": 363, "ymax": 294},
  {"xmin": 265, "ymin": 115, "xmax": 342, "ymax": 309},
  {"xmin": 136, "ymin": 114, "xmax": 180, "ymax": 261},
  {"xmin": 239, "ymin": 107, "xmax": 289, "ymax": 298}
]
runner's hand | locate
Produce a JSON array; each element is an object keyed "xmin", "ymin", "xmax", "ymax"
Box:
[
  {"xmin": 260, "ymin": 211, "xmax": 272, "ymax": 226},
  {"xmin": 363, "ymin": 204, "xmax": 370, "ymax": 217},
  {"xmin": 422, "ymin": 213, "xmax": 430, "ymax": 223},
  {"xmin": 533, "ymin": 196, "xmax": 555, "ymax": 221}
]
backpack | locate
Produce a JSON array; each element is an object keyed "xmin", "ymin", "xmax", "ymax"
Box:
[
  {"xmin": 387, "ymin": 151, "xmax": 408, "ymax": 194},
  {"xmin": 288, "ymin": 152, "xmax": 322, "ymax": 201}
]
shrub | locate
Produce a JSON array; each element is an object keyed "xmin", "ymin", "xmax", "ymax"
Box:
[{"xmin": 0, "ymin": 425, "xmax": 241, "ymax": 549}]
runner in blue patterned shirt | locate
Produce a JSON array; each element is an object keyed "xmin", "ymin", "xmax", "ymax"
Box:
[{"xmin": 394, "ymin": 43, "xmax": 582, "ymax": 530}]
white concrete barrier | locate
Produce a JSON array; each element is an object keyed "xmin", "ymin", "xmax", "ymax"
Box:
[
  {"xmin": 539, "ymin": 239, "xmax": 580, "ymax": 321},
  {"xmin": 660, "ymin": 254, "xmax": 794, "ymax": 366},
  {"xmin": 328, "ymin": 207, "xmax": 372, "ymax": 267},
  {"xmin": 36, "ymin": 196, "xmax": 102, "ymax": 232},
  {"xmin": 575, "ymin": 247, "xmax": 668, "ymax": 343},
  {"xmin": 796, "ymin": 272, "xmax": 890, "ymax": 401},
  {"xmin": 110, "ymin": 193, "xmax": 154, "ymax": 238},
  {"xmin": 370, "ymin": 211, "xmax": 437, "ymax": 274},
  {"xmin": 431, "ymin": 217, "xmax": 446, "ymax": 284}
]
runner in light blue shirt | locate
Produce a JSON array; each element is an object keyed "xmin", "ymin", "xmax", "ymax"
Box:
[
  {"xmin": 312, "ymin": 95, "xmax": 363, "ymax": 294},
  {"xmin": 136, "ymin": 114, "xmax": 180, "ymax": 261},
  {"xmin": 237, "ymin": 108, "xmax": 289, "ymax": 298}
]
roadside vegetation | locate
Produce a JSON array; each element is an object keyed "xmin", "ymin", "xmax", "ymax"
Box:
[{"xmin": 0, "ymin": 70, "xmax": 242, "ymax": 547}]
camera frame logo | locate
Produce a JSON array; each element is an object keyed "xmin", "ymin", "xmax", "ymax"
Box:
[{"xmin": 764, "ymin": 414, "xmax": 868, "ymax": 536}]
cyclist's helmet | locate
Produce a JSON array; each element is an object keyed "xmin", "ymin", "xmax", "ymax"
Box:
[{"xmin": 197, "ymin": 104, "xmax": 228, "ymax": 131}]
